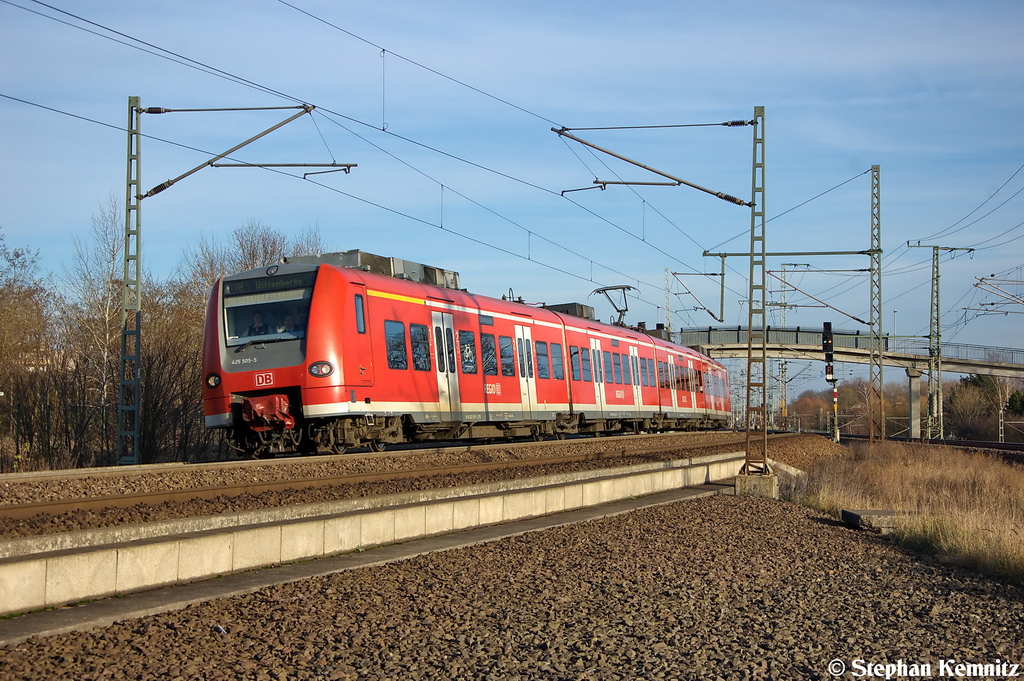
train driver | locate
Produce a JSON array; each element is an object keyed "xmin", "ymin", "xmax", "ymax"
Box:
[{"xmin": 245, "ymin": 311, "xmax": 270, "ymax": 336}]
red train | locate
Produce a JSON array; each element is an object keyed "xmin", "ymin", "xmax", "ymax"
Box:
[{"xmin": 202, "ymin": 251, "xmax": 732, "ymax": 457}]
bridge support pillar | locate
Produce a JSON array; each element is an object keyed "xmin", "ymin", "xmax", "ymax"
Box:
[{"xmin": 906, "ymin": 368, "xmax": 923, "ymax": 439}]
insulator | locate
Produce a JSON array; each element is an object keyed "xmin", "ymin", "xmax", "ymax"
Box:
[
  {"xmin": 143, "ymin": 107, "xmax": 169, "ymax": 114},
  {"xmin": 722, "ymin": 120, "xmax": 752, "ymax": 127}
]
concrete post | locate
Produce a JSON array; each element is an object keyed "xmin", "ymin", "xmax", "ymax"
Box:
[{"xmin": 906, "ymin": 368, "xmax": 923, "ymax": 439}]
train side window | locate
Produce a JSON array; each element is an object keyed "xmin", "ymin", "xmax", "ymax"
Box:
[
  {"xmin": 631, "ymin": 356, "xmax": 639, "ymax": 384},
  {"xmin": 384, "ymin": 320, "xmax": 408, "ymax": 370},
  {"xmin": 640, "ymin": 358, "xmax": 649, "ymax": 387},
  {"xmin": 581, "ymin": 348, "xmax": 592, "ymax": 382},
  {"xmin": 612, "ymin": 353, "xmax": 623, "ymax": 384},
  {"xmin": 459, "ymin": 331, "xmax": 478, "ymax": 374},
  {"xmin": 499, "ymin": 336, "xmax": 516, "ymax": 376},
  {"xmin": 593, "ymin": 348, "xmax": 603, "ymax": 383},
  {"xmin": 697, "ymin": 370, "xmax": 705, "ymax": 392},
  {"xmin": 516, "ymin": 338, "xmax": 526, "ymax": 378},
  {"xmin": 410, "ymin": 323, "xmax": 431, "ymax": 371},
  {"xmin": 603, "ymin": 351, "xmax": 614, "ymax": 384},
  {"xmin": 354, "ymin": 294, "xmax": 366, "ymax": 334},
  {"xmin": 569, "ymin": 346, "xmax": 581, "ymax": 381},
  {"xmin": 481, "ymin": 333, "xmax": 498, "ymax": 375},
  {"xmin": 525, "ymin": 339, "xmax": 534, "ymax": 378},
  {"xmin": 551, "ymin": 343, "xmax": 565, "ymax": 380},
  {"xmin": 621, "ymin": 354, "xmax": 631, "ymax": 385},
  {"xmin": 535, "ymin": 341, "xmax": 550, "ymax": 379},
  {"xmin": 434, "ymin": 327, "xmax": 446, "ymax": 373},
  {"xmin": 657, "ymin": 361, "xmax": 666, "ymax": 389}
]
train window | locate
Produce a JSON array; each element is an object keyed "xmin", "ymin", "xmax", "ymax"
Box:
[
  {"xmin": 222, "ymin": 281, "xmax": 313, "ymax": 346},
  {"xmin": 603, "ymin": 351, "xmax": 615, "ymax": 385},
  {"xmin": 384, "ymin": 320, "xmax": 408, "ymax": 370},
  {"xmin": 526, "ymin": 340, "xmax": 534, "ymax": 378},
  {"xmin": 479, "ymin": 315, "xmax": 494, "ymax": 326},
  {"xmin": 445, "ymin": 328, "xmax": 457, "ymax": 375},
  {"xmin": 499, "ymin": 336, "xmax": 516, "ymax": 376},
  {"xmin": 517, "ymin": 338, "xmax": 534, "ymax": 378},
  {"xmin": 593, "ymin": 348, "xmax": 603, "ymax": 383},
  {"xmin": 434, "ymin": 327, "xmax": 446, "ymax": 372},
  {"xmin": 580, "ymin": 348, "xmax": 592, "ymax": 382},
  {"xmin": 569, "ymin": 346, "xmax": 581, "ymax": 381},
  {"xmin": 459, "ymin": 331, "xmax": 478, "ymax": 374},
  {"xmin": 621, "ymin": 354, "xmax": 631, "ymax": 385},
  {"xmin": 612, "ymin": 354, "xmax": 623, "ymax": 384},
  {"xmin": 535, "ymin": 341, "xmax": 550, "ymax": 379},
  {"xmin": 355, "ymin": 295, "xmax": 366, "ymax": 334},
  {"xmin": 481, "ymin": 333, "xmax": 498, "ymax": 376},
  {"xmin": 551, "ymin": 343, "xmax": 565, "ymax": 380},
  {"xmin": 696, "ymin": 370, "xmax": 705, "ymax": 392},
  {"xmin": 610, "ymin": 339, "xmax": 619, "ymax": 347},
  {"xmin": 632, "ymin": 356, "xmax": 639, "ymax": 383},
  {"xmin": 410, "ymin": 324, "xmax": 431, "ymax": 371},
  {"xmin": 640, "ymin": 358, "xmax": 649, "ymax": 387},
  {"xmin": 517, "ymin": 339, "xmax": 526, "ymax": 378},
  {"xmin": 657, "ymin": 361, "xmax": 666, "ymax": 389}
]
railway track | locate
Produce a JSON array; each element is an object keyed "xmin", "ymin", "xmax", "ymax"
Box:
[{"xmin": 0, "ymin": 433, "xmax": 795, "ymax": 522}]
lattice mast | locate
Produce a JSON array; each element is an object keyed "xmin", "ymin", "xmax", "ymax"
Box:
[
  {"xmin": 868, "ymin": 165, "xmax": 884, "ymax": 441},
  {"xmin": 907, "ymin": 242, "xmax": 974, "ymax": 439},
  {"xmin": 742, "ymin": 106, "xmax": 769, "ymax": 474},
  {"xmin": 117, "ymin": 97, "xmax": 143, "ymax": 465}
]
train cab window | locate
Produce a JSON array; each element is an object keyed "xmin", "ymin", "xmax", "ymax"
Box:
[
  {"xmin": 612, "ymin": 353, "xmax": 623, "ymax": 384},
  {"xmin": 499, "ymin": 336, "xmax": 516, "ymax": 376},
  {"xmin": 410, "ymin": 324, "xmax": 431, "ymax": 371},
  {"xmin": 459, "ymin": 331, "xmax": 478, "ymax": 374},
  {"xmin": 580, "ymin": 348, "xmax": 593, "ymax": 382},
  {"xmin": 535, "ymin": 341, "xmax": 550, "ymax": 379},
  {"xmin": 603, "ymin": 351, "xmax": 614, "ymax": 384},
  {"xmin": 481, "ymin": 333, "xmax": 498, "ymax": 376},
  {"xmin": 222, "ymin": 273, "xmax": 314, "ymax": 346},
  {"xmin": 384, "ymin": 320, "xmax": 408, "ymax": 370},
  {"xmin": 569, "ymin": 346, "xmax": 581, "ymax": 381},
  {"xmin": 621, "ymin": 354, "xmax": 631, "ymax": 385},
  {"xmin": 551, "ymin": 343, "xmax": 565, "ymax": 380},
  {"xmin": 355, "ymin": 294, "xmax": 366, "ymax": 334}
]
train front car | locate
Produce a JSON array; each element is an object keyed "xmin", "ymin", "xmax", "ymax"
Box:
[{"xmin": 202, "ymin": 262, "xmax": 328, "ymax": 457}]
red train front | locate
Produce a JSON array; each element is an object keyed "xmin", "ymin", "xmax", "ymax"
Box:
[{"xmin": 202, "ymin": 250, "xmax": 731, "ymax": 457}]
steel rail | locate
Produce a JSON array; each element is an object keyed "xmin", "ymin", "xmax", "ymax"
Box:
[{"xmin": 0, "ymin": 434, "xmax": 797, "ymax": 521}]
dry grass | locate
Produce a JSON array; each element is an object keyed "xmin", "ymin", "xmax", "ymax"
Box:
[{"xmin": 798, "ymin": 440, "xmax": 1024, "ymax": 584}]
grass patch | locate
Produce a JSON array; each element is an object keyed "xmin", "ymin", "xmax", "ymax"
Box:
[{"xmin": 796, "ymin": 440, "xmax": 1024, "ymax": 584}]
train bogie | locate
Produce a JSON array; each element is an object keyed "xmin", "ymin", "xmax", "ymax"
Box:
[{"xmin": 202, "ymin": 252, "xmax": 731, "ymax": 457}]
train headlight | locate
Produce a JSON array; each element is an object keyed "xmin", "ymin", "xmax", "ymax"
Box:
[
  {"xmin": 205, "ymin": 373, "xmax": 221, "ymax": 388},
  {"xmin": 308, "ymin": 361, "xmax": 335, "ymax": 377}
]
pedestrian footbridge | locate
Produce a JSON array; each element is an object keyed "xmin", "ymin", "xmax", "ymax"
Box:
[{"xmin": 678, "ymin": 326, "xmax": 1024, "ymax": 379}]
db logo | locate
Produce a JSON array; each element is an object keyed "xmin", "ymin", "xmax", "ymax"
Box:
[{"xmin": 254, "ymin": 371, "xmax": 274, "ymax": 387}]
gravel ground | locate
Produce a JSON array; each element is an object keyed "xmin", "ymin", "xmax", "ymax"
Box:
[
  {"xmin": 2, "ymin": 494, "xmax": 1022, "ymax": 680},
  {"xmin": 0, "ymin": 433, "xmax": 846, "ymax": 541}
]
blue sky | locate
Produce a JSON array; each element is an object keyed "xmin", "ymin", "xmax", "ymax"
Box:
[{"xmin": 2, "ymin": 0, "xmax": 1023, "ymax": 392}]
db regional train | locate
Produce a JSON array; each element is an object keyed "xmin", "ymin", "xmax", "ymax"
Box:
[{"xmin": 202, "ymin": 250, "xmax": 731, "ymax": 458}]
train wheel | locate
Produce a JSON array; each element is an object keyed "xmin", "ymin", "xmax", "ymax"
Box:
[
  {"xmin": 554, "ymin": 432, "xmax": 566, "ymax": 440},
  {"xmin": 367, "ymin": 440, "xmax": 386, "ymax": 453},
  {"xmin": 332, "ymin": 442, "xmax": 348, "ymax": 455}
]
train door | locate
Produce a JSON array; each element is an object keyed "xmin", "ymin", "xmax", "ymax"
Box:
[
  {"xmin": 431, "ymin": 311, "xmax": 461, "ymax": 421},
  {"xmin": 628, "ymin": 346, "xmax": 642, "ymax": 417},
  {"xmin": 590, "ymin": 337, "xmax": 607, "ymax": 417},
  {"xmin": 348, "ymin": 287, "xmax": 374, "ymax": 386},
  {"xmin": 514, "ymin": 324, "xmax": 537, "ymax": 419}
]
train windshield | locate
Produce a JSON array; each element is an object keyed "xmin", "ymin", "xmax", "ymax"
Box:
[{"xmin": 222, "ymin": 271, "xmax": 315, "ymax": 347}]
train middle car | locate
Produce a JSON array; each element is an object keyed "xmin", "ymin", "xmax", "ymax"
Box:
[{"xmin": 202, "ymin": 252, "xmax": 731, "ymax": 457}]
